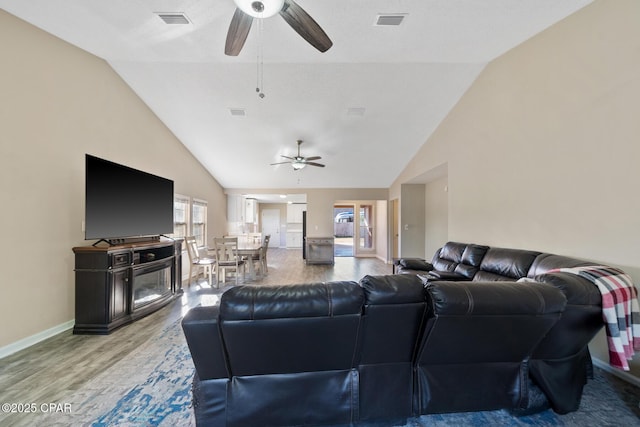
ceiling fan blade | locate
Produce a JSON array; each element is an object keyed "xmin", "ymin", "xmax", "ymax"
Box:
[
  {"xmin": 279, "ymin": 0, "xmax": 333, "ymax": 53},
  {"xmin": 270, "ymin": 161, "xmax": 292, "ymax": 165},
  {"xmin": 225, "ymin": 8, "xmax": 253, "ymax": 56},
  {"xmin": 280, "ymin": 155, "xmax": 295, "ymax": 160},
  {"xmin": 304, "ymin": 156, "xmax": 321, "ymax": 161},
  {"xmin": 306, "ymin": 162, "xmax": 325, "ymax": 168}
]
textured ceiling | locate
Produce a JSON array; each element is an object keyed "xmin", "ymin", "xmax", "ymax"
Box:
[{"xmin": 0, "ymin": 0, "xmax": 593, "ymax": 189}]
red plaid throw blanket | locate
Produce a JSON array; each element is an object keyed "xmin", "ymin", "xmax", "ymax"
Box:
[{"xmin": 548, "ymin": 266, "xmax": 640, "ymax": 370}]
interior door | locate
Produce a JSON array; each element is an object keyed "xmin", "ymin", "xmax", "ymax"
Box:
[{"xmin": 261, "ymin": 209, "xmax": 281, "ymax": 248}]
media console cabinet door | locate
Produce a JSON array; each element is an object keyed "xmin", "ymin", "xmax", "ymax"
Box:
[{"xmin": 111, "ymin": 270, "xmax": 128, "ymax": 322}]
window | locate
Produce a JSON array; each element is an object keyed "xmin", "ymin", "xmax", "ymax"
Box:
[
  {"xmin": 173, "ymin": 195, "xmax": 190, "ymax": 239},
  {"xmin": 192, "ymin": 199, "xmax": 208, "ymax": 247}
]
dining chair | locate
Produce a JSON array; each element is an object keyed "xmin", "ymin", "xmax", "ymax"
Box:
[
  {"xmin": 246, "ymin": 234, "xmax": 270, "ymax": 278},
  {"xmin": 248, "ymin": 232, "xmax": 262, "ymax": 244},
  {"xmin": 212, "ymin": 237, "xmax": 246, "ymax": 285},
  {"xmin": 185, "ymin": 236, "xmax": 216, "ymax": 287},
  {"xmin": 261, "ymin": 234, "xmax": 271, "ymax": 274}
]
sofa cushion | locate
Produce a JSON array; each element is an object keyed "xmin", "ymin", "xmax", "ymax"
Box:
[
  {"xmin": 461, "ymin": 244, "xmax": 489, "ymax": 267},
  {"xmin": 220, "ymin": 282, "xmax": 363, "ymax": 320},
  {"xmin": 428, "ymin": 242, "xmax": 489, "ymax": 279},
  {"xmin": 432, "ymin": 258, "xmax": 457, "ymax": 272},
  {"xmin": 477, "ymin": 247, "xmax": 541, "ymax": 280},
  {"xmin": 439, "ymin": 241, "xmax": 467, "ymax": 263},
  {"xmin": 454, "ymin": 264, "xmax": 478, "ymax": 279}
]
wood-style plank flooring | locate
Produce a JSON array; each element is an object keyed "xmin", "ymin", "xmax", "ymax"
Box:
[{"xmin": 0, "ymin": 248, "xmax": 391, "ymax": 425}]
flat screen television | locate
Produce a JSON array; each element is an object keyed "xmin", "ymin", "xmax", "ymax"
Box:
[{"xmin": 85, "ymin": 154, "xmax": 174, "ymax": 241}]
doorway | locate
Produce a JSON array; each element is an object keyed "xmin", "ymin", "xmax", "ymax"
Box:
[{"xmin": 333, "ymin": 205, "xmax": 354, "ymax": 256}]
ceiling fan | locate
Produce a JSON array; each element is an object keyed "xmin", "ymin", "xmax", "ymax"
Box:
[
  {"xmin": 225, "ymin": 0, "xmax": 333, "ymax": 56},
  {"xmin": 271, "ymin": 140, "xmax": 325, "ymax": 170}
]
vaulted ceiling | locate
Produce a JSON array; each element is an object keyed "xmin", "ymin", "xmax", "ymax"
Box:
[{"xmin": 0, "ymin": 0, "xmax": 593, "ymax": 189}]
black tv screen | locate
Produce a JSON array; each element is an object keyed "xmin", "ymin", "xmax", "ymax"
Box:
[{"xmin": 85, "ymin": 155, "xmax": 174, "ymax": 240}]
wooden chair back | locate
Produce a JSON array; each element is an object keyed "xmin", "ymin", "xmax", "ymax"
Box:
[{"xmin": 185, "ymin": 236, "xmax": 201, "ymax": 262}]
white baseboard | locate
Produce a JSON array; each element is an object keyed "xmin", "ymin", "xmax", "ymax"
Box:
[
  {"xmin": 0, "ymin": 320, "xmax": 74, "ymax": 360},
  {"xmin": 592, "ymin": 356, "xmax": 640, "ymax": 388}
]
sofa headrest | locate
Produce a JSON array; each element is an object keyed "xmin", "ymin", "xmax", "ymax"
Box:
[
  {"xmin": 461, "ymin": 244, "xmax": 489, "ymax": 267},
  {"xmin": 440, "ymin": 242, "xmax": 467, "ymax": 262},
  {"xmin": 426, "ymin": 281, "xmax": 566, "ymax": 316},
  {"xmin": 431, "ymin": 242, "xmax": 489, "ymax": 277},
  {"xmin": 359, "ymin": 274, "xmax": 426, "ymax": 305},
  {"xmin": 220, "ymin": 282, "xmax": 363, "ymax": 320},
  {"xmin": 478, "ymin": 247, "xmax": 541, "ymax": 279}
]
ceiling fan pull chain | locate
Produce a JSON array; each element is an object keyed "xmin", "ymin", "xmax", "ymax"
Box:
[{"xmin": 256, "ymin": 16, "xmax": 265, "ymax": 99}]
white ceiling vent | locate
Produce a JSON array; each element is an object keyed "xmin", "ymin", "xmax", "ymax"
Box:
[
  {"xmin": 156, "ymin": 13, "xmax": 191, "ymax": 25},
  {"xmin": 375, "ymin": 14, "xmax": 406, "ymax": 26},
  {"xmin": 347, "ymin": 107, "xmax": 366, "ymax": 117},
  {"xmin": 229, "ymin": 108, "xmax": 246, "ymax": 116}
]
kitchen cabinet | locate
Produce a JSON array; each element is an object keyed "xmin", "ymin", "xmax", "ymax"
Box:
[{"xmin": 286, "ymin": 203, "xmax": 306, "ymax": 224}]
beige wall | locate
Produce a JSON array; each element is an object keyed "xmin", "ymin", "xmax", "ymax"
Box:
[
  {"xmin": 400, "ymin": 184, "xmax": 426, "ymax": 257},
  {"xmin": 375, "ymin": 200, "xmax": 388, "ymax": 261},
  {"xmin": 0, "ymin": 10, "xmax": 226, "ymax": 351},
  {"xmin": 424, "ymin": 176, "xmax": 449, "ymax": 258},
  {"xmin": 391, "ymin": 0, "xmax": 640, "ymax": 376}
]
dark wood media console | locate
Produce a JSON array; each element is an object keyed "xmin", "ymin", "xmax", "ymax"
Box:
[{"xmin": 72, "ymin": 239, "xmax": 182, "ymax": 334}]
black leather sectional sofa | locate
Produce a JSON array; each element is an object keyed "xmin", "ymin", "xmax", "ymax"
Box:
[{"xmin": 181, "ymin": 241, "xmax": 607, "ymax": 426}]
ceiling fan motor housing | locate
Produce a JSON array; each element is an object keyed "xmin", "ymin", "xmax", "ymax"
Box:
[{"xmin": 234, "ymin": 0, "xmax": 284, "ymax": 18}]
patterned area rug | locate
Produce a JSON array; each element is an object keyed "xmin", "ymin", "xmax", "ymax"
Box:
[
  {"xmin": 29, "ymin": 317, "xmax": 640, "ymax": 427},
  {"xmin": 30, "ymin": 318, "xmax": 195, "ymax": 427}
]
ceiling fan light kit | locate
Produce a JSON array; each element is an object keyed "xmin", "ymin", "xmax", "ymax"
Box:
[
  {"xmin": 291, "ymin": 160, "xmax": 306, "ymax": 170},
  {"xmin": 233, "ymin": 0, "xmax": 284, "ymax": 18}
]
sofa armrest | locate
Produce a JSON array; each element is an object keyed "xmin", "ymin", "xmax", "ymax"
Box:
[
  {"xmin": 397, "ymin": 258, "xmax": 434, "ymax": 271},
  {"xmin": 181, "ymin": 306, "xmax": 230, "ymax": 380},
  {"xmin": 533, "ymin": 272, "xmax": 602, "ymax": 306},
  {"xmin": 426, "ymin": 270, "xmax": 471, "ymax": 281}
]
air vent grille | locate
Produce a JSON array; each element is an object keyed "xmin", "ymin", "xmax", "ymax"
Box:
[
  {"xmin": 229, "ymin": 108, "xmax": 246, "ymax": 116},
  {"xmin": 347, "ymin": 107, "xmax": 366, "ymax": 117},
  {"xmin": 375, "ymin": 14, "xmax": 406, "ymax": 26},
  {"xmin": 156, "ymin": 13, "xmax": 191, "ymax": 25}
]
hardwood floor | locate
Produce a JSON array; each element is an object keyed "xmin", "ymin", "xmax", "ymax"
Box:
[{"xmin": 0, "ymin": 248, "xmax": 391, "ymax": 425}]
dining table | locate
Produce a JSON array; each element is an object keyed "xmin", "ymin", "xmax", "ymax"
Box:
[
  {"xmin": 236, "ymin": 242, "xmax": 264, "ymax": 281},
  {"xmin": 209, "ymin": 240, "xmax": 263, "ymax": 282}
]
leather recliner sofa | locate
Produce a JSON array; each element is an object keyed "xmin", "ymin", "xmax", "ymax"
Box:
[
  {"xmin": 182, "ymin": 256, "xmax": 587, "ymax": 426},
  {"xmin": 395, "ymin": 241, "xmax": 605, "ymax": 414}
]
